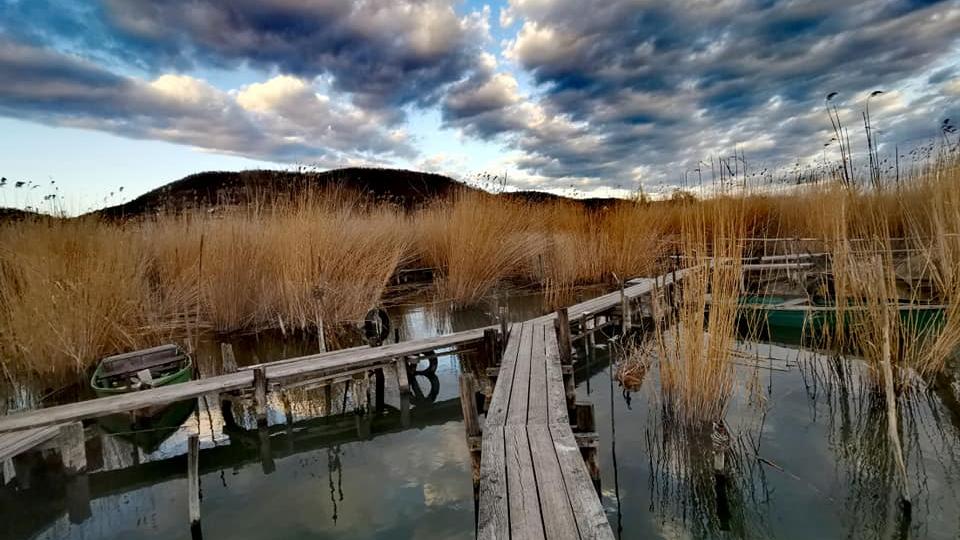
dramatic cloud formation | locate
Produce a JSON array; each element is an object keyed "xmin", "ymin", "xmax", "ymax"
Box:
[
  {"xmin": 0, "ymin": 38, "xmax": 415, "ymax": 165},
  {"xmin": 1, "ymin": 0, "xmax": 959, "ymax": 195},
  {"xmin": 446, "ymin": 0, "xmax": 960, "ymax": 190}
]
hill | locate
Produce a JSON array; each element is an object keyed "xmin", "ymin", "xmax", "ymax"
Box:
[{"xmin": 94, "ymin": 167, "xmax": 476, "ymax": 218}]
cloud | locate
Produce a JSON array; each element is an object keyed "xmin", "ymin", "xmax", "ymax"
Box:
[
  {"xmin": 0, "ymin": 38, "xmax": 416, "ymax": 165},
  {"xmin": 2, "ymin": 0, "xmax": 959, "ymax": 193},
  {"xmin": 445, "ymin": 0, "xmax": 960, "ymax": 191},
  {"xmin": 1, "ymin": 0, "xmax": 492, "ymax": 116}
]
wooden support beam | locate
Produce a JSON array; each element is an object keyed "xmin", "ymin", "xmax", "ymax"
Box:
[
  {"xmin": 253, "ymin": 367, "xmax": 268, "ymax": 426},
  {"xmin": 395, "ymin": 359, "xmax": 410, "ymax": 395},
  {"xmin": 58, "ymin": 422, "xmax": 87, "ymax": 475},
  {"xmin": 459, "ymin": 373, "xmax": 482, "ymax": 491},
  {"xmin": 187, "ymin": 434, "xmax": 202, "ymax": 539},
  {"xmin": 482, "ymin": 328, "xmax": 499, "ymax": 367},
  {"xmin": 620, "ymin": 286, "xmax": 630, "ymax": 335},
  {"xmin": 554, "ymin": 307, "xmax": 572, "ymax": 365},
  {"xmin": 220, "ymin": 343, "xmax": 238, "ymax": 374}
]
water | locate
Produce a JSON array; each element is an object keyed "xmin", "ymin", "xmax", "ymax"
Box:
[
  {"xmin": 0, "ymin": 290, "xmax": 577, "ymax": 540},
  {"xmin": 6, "ymin": 288, "xmax": 959, "ymax": 539},
  {"xmin": 584, "ymin": 336, "xmax": 960, "ymax": 540}
]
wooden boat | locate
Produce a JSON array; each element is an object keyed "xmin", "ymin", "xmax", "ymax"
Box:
[
  {"xmin": 91, "ymin": 344, "xmax": 195, "ymax": 453},
  {"xmin": 736, "ymin": 295, "xmax": 948, "ymax": 343},
  {"xmin": 91, "ymin": 344, "xmax": 193, "ymax": 397}
]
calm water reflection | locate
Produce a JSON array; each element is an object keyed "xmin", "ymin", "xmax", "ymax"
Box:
[
  {"xmin": 1, "ymin": 291, "xmax": 574, "ymax": 540},
  {"xmin": 585, "ymin": 337, "xmax": 960, "ymax": 540}
]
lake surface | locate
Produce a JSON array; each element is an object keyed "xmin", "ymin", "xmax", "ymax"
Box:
[
  {"xmin": 0, "ymin": 289, "xmax": 583, "ymax": 540},
  {"xmin": 583, "ymin": 336, "xmax": 960, "ymax": 540},
  {"xmin": 3, "ymin": 289, "xmax": 960, "ymax": 539}
]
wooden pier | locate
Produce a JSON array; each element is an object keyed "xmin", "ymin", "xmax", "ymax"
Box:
[{"xmin": 0, "ymin": 267, "xmax": 690, "ymax": 539}]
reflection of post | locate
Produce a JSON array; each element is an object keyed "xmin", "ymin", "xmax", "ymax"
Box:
[
  {"xmin": 712, "ymin": 421, "xmax": 731, "ymax": 532},
  {"xmin": 59, "ymin": 422, "xmax": 91, "ymax": 524},
  {"xmin": 258, "ymin": 424, "xmax": 275, "ymax": 475},
  {"xmin": 459, "ymin": 373, "xmax": 482, "ymax": 498},
  {"xmin": 188, "ymin": 434, "xmax": 202, "ymax": 540},
  {"xmin": 65, "ymin": 474, "xmax": 91, "ymax": 524},
  {"xmin": 396, "ymin": 359, "xmax": 411, "ymax": 428},
  {"xmin": 574, "ymin": 403, "xmax": 600, "ymax": 492}
]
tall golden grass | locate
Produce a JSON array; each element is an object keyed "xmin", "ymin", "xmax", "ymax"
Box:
[
  {"xmin": 2, "ymin": 158, "xmax": 960, "ymax": 381},
  {"xmin": 654, "ymin": 198, "xmax": 746, "ymax": 426}
]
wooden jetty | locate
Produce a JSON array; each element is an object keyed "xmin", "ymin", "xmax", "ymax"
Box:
[{"xmin": 0, "ymin": 266, "xmax": 691, "ymax": 539}]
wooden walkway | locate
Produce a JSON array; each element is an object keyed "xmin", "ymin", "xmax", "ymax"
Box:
[
  {"xmin": 479, "ymin": 321, "xmax": 613, "ymax": 539},
  {"xmin": 0, "ymin": 267, "xmax": 691, "ymax": 537},
  {"xmin": 0, "ymin": 326, "xmax": 492, "ymax": 433}
]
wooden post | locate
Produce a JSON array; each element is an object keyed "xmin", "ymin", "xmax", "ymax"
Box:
[
  {"xmin": 620, "ymin": 284, "xmax": 631, "ymax": 336},
  {"xmin": 253, "ymin": 367, "xmax": 268, "ymax": 426},
  {"xmin": 58, "ymin": 422, "xmax": 87, "ymax": 475},
  {"xmin": 459, "ymin": 373, "xmax": 482, "ymax": 494},
  {"xmin": 574, "ymin": 402, "xmax": 600, "ymax": 491},
  {"xmin": 188, "ymin": 434, "xmax": 202, "ymax": 539},
  {"xmin": 323, "ymin": 384, "xmax": 333, "ymax": 416},
  {"xmin": 220, "ymin": 343, "xmax": 238, "ymax": 374},
  {"xmin": 498, "ymin": 306, "xmax": 508, "ymax": 354},
  {"xmin": 583, "ymin": 311, "xmax": 594, "ymax": 350},
  {"xmin": 483, "ymin": 328, "xmax": 499, "ymax": 367},
  {"xmin": 374, "ymin": 367, "xmax": 385, "ymax": 412},
  {"xmin": 1, "ymin": 458, "xmax": 13, "ymax": 485},
  {"xmin": 396, "ymin": 359, "xmax": 410, "ymax": 394},
  {"xmin": 555, "ymin": 307, "xmax": 572, "ymax": 364}
]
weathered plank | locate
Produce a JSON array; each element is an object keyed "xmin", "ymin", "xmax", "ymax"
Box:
[
  {"xmin": 477, "ymin": 425, "xmax": 509, "ymax": 540},
  {"xmin": 485, "ymin": 322, "xmax": 523, "ymax": 427},
  {"xmin": 505, "ymin": 425, "xmax": 545, "ymax": 539},
  {"xmin": 543, "ymin": 326, "xmax": 570, "ymax": 426},
  {"xmin": 506, "ymin": 324, "xmax": 535, "ymax": 425},
  {"xmin": 528, "ymin": 424, "xmax": 580, "ymax": 540},
  {"xmin": 0, "ymin": 425, "xmax": 61, "ymax": 462},
  {"xmin": 550, "ymin": 425, "xmax": 615, "ymax": 540},
  {"xmin": 0, "ymin": 372, "xmax": 251, "ymax": 433},
  {"xmin": 527, "ymin": 324, "xmax": 549, "ymax": 425}
]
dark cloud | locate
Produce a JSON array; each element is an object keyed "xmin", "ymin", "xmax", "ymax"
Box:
[
  {"xmin": 445, "ymin": 0, "xmax": 960, "ymax": 192},
  {"xmin": 1, "ymin": 0, "xmax": 491, "ymax": 115},
  {"xmin": 0, "ymin": 38, "xmax": 416, "ymax": 165}
]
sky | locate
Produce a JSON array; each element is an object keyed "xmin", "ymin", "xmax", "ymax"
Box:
[{"xmin": 0, "ymin": 0, "xmax": 959, "ymax": 212}]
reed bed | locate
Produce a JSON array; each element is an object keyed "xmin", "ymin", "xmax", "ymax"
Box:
[
  {"xmin": 655, "ymin": 199, "xmax": 746, "ymax": 426},
  {"xmin": 2, "ymin": 157, "xmax": 960, "ymax": 381}
]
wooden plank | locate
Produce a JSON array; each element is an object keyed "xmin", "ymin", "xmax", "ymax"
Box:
[
  {"xmin": 485, "ymin": 322, "xmax": 523, "ymax": 427},
  {"xmin": 0, "ymin": 372, "xmax": 253, "ymax": 433},
  {"xmin": 506, "ymin": 323, "xmax": 535, "ymax": 425},
  {"xmin": 459, "ymin": 373, "xmax": 481, "ymax": 439},
  {"xmin": 477, "ymin": 426, "xmax": 508, "ymax": 539},
  {"xmin": 0, "ymin": 425, "xmax": 61, "ymax": 461},
  {"xmin": 505, "ymin": 425, "xmax": 545, "ymax": 539},
  {"xmin": 544, "ymin": 327, "xmax": 569, "ymax": 426},
  {"xmin": 528, "ymin": 424, "xmax": 580, "ymax": 539},
  {"xmin": 269, "ymin": 328, "xmax": 489, "ymax": 381},
  {"xmin": 527, "ymin": 324, "xmax": 549, "ymax": 425},
  {"xmin": 550, "ymin": 425, "xmax": 615, "ymax": 540}
]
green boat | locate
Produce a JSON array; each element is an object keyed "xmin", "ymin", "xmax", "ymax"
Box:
[
  {"xmin": 91, "ymin": 344, "xmax": 193, "ymax": 396},
  {"xmin": 736, "ymin": 295, "xmax": 948, "ymax": 345}
]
